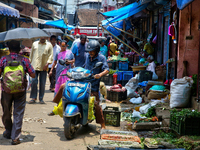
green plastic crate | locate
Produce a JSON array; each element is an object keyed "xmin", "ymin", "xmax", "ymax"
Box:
[
  {"xmin": 170, "ymin": 113, "xmax": 200, "ymax": 136},
  {"xmin": 103, "ymin": 106, "xmax": 121, "ymax": 127}
]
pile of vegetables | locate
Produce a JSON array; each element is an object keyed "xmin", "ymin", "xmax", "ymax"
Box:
[
  {"xmin": 153, "ymin": 130, "xmax": 200, "ymax": 150},
  {"xmin": 133, "ymin": 116, "xmax": 158, "ymax": 123},
  {"xmin": 107, "ymin": 55, "xmax": 128, "ymax": 61},
  {"xmin": 108, "ymin": 84, "xmax": 126, "ymax": 92},
  {"xmin": 101, "ymin": 134, "xmax": 141, "ymax": 143},
  {"xmin": 109, "ymin": 69, "xmax": 117, "ymax": 74},
  {"xmin": 170, "ymin": 108, "xmax": 200, "ymax": 123},
  {"xmin": 143, "ymin": 106, "xmax": 156, "ymax": 118}
]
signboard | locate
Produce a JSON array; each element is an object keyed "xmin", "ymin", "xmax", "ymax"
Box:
[
  {"xmin": 72, "ymin": 27, "xmax": 103, "ymax": 36},
  {"xmin": 17, "ymin": 0, "xmax": 34, "ymax": 5}
]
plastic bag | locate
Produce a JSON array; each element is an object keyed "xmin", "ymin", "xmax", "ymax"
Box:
[
  {"xmin": 130, "ymin": 97, "xmax": 142, "ymax": 104},
  {"xmin": 170, "ymin": 77, "xmax": 193, "ymax": 108},
  {"xmin": 132, "ymin": 110, "xmax": 142, "ymax": 118},
  {"xmin": 88, "ymin": 96, "xmax": 96, "ymax": 120},
  {"xmin": 100, "ymin": 82, "xmax": 107, "ymax": 99},
  {"xmin": 53, "ymin": 99, "xmax": 63, "ymax": 117},
  {"xmin": 139, "ymin": 101, "xmax": 161, "ymax": 114},
  {"xmin": 125, "ymin": 74, "xmax": 139, "ymax": 98}
]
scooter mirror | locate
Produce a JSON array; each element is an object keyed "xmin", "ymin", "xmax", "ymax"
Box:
[
  {"xmin": 94, "ymin": 62, "xmax": 103, "ymax": 69},
  {"xmin": 59, "ymin": 59, "xmax": 65, "ymax": 65}
]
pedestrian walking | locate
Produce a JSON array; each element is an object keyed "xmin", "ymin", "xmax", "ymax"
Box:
[
  {"xmin": 48, "ymin": 40, "xmax": 74, "ymax": 116},
  {"xmin": 72, "ymin": 34, "xmax": 87, "ymax": 67},
  {"xmin": 29, "ymin": 37, "xmax": 53, "ymax": 104},
  {"xmin": 48, "ymin": 35, "xmax": 61, "ymax": 92},
  {"xmin": 99, "ymin": 39, "xmax": 108, "ymax": 58},
  {"xmin": 0, "ymin": 40, "xmax": 35, "ymax": 145}
]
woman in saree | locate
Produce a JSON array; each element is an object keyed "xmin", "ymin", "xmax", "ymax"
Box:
[{"xmin": 48, "ymin": 40, "xmax": 74, "ymax": 116}]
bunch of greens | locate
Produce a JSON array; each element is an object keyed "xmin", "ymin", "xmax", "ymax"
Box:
[
  {"xmin": 153, "ymin": 130, "xmax": 200, "ymax": 150},
  {"xmin": 171, "ymin": 108, "xmax": 200, "ymax": 123},
  {"xmin": 109, "ymin": 69, "xmax": 117, "ymax": 75},
  {"xmin": 144, "ymin": 106, "xmax": 156, "ymax": 118}
]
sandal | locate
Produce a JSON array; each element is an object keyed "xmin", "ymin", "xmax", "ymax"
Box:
[
  {"xmin": 11, "ymin": 139, "xmax": 20, "ymax": 145},
  {"xmin": 39, "ymin": 100, "xmax": 45, "ymax": 104},
  {"xmin": 28, "ymin": 99, "xmax": 36, "ymax": 104},
  {"xmin": 48, "ymin": 111, "xmax": 55, "ymax": 116}
]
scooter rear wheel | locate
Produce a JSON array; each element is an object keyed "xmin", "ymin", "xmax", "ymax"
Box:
[{"xmin": 64, "ymin": 117, "xmax": 76, "ymax": 140}]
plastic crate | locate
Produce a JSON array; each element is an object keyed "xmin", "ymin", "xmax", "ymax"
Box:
[
  {"xmin": 125, "ymin": 55, "xmax": 134, "ymax": 63},
  {"xmin": 107, "ymin": 90, "xmax": 127, "ymax": 102},
  {"xmin": 107, "ymin": 61, "xmax": 117, "ymax": 70},
  {"xmin": 103, "ymin": 106, "xmax": 121, "ymax": 127},
  {"xmin": 117, "ymin": 71, "xmax": 123, "ymax": 81},
  {"xmin": 139, "ymin": 70, "xmax": 153, "ymax": 82},
  {"xmin": 101, "ymin": 74, "xmax": 113, "ymax": 86},
  {"xmin": 117, "ymin": 80, "xmax": 122, "ymax": 85},
  {"xmin": 122, "ymin": 80, "xmax": 128, "ymax": 86},
  {"xmin": 123, "ymin": 71, "xmax": 134, "ymax": 80},
  {"xmin": 170, "ymin": 114, "xmax": 200, "ymax": 135},
  {"xmin": 119, "ymin": 61, "xmax": 129, "ymax": 71}
]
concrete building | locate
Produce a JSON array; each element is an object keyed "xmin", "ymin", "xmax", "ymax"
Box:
[{"xmin": 77, "ymin": 0, "xmax": 102, "ymax": 9}]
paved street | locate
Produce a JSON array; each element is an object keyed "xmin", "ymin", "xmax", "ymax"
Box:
[{"xmin": 0, "ymin": 80, "xmax": 119, "ymax": 150}]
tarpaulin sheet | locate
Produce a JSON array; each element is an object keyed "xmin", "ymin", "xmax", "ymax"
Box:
[
  {"xmin": 45, "ymin": 19, "xmax": 75, "ymax": 30},
  {"xmin": 102, "ymin": 3, "xmax": 149, "ymax": 25},
  {"xmin": 106, "ymin": 20, "xmax": 132, "ymax": 36},
  {"xmin": 176, "ymin": 0, "xmax": 194, "ymax": 10},
  {"xmin": 103, "ymin": 2, "xmax": 141, "ymax": 17}
]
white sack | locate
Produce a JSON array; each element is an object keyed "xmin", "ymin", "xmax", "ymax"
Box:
[
  {"xmin": 125, "ymin": 74, "xmax": 139, "ymax": 98},
  {"xmin": 170, "ymin": 77, "xmax": 193, "ymax": 108}
]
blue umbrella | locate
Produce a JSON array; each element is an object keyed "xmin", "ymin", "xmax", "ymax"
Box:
[{"xmin": 0, "ymin": 27, "xmax": 49, "ymax": 42}]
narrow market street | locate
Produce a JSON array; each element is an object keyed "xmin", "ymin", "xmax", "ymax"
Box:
[{"xmin": 0, "ymin": 80, "xmax": 119, "ymax": 150}]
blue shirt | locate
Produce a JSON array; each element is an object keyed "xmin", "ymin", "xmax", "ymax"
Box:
[
  {"xmin": 85, "ymin": 53, "xmax": 109, "ymax": 92},
  {"xmin": 100, "ymin": 45, "xmax": 108, "ymax": 57},
  {"xmin": 72, "ymin": 42, "xmax": 87, "ymax": 67}
]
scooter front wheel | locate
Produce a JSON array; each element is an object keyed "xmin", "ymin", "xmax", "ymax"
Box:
[{"xmin": 63, "ymin": 117, "xmax": 76, "ymax": 140}]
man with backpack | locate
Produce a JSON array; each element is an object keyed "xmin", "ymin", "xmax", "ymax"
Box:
[{"xmin": 0, "ymin": 40, "xmax": 35, "ymax": 145}]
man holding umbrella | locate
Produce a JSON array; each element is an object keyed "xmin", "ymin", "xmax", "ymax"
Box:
[{"xmin": 29, "ymin": 37, "xmax": 53, "ymax": 104}]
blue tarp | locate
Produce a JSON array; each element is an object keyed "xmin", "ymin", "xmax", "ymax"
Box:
[
  {"xmin": 102, "ymin": 3, "xmax": 149, "ymax": 25},
  {"xmin": 176, "ymin": 0, "xmax": 194, "ymax": 10},
  {"xmin": 106, "ymin": 20, "xmax": 132, "ymax": 36},
  {"xmin": 45, "ymin": 19, "xmax": 75, "ymax": 30},
  {"xmin": 0, "ymin": 2, "xmax": 19, "ymax": 18},
  {"xmin": 103, "ymin": 2, "xmax": 141, "ymax": 17}
]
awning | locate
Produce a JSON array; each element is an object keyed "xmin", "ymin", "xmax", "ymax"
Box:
[
  {"xmin": 41, "ymin": 0, "xmax": 63, "ymax": 6},
  {"xmin": 31, "ymin": 17, "xmax": 46, "ymax": 24},
  {"xmin": 0, "ymin": 2, "xmax": 20, "ymax": 18},
  {"xmin": 103, "ymin": 2, "xmax": 142, "ymax": 17},
  {"xmin": 20, "ymin": 13, "xmax": 47, "ymax": 24},
  {"xmin": 102, "ymin": 2, "xmax": 149, "ymax": 25},
  {"xmin": 106, "ymin": 20, "xmax": 132, "ymax": 36},
  {"xmin": 176, "ymin": 0, "xmax": 194, "ymax": 10},
  {"xmin": 45, "ymin": 19, "xmax": 75, "ymax": 30}
]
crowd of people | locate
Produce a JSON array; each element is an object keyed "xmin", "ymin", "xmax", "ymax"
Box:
[{"xmin": 0, "ymin": 33, "xmax": 112, "ymax": 145}]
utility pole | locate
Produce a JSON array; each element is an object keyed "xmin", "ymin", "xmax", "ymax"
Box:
[
  {"xmin": 65, "ymin": 0, "xmax": 67, "ymax": 18},
  {"xmin": 97, "ymin": 0, "xmax": 100, "ymax": 37}
]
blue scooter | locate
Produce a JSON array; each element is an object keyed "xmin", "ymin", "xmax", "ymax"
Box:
[{"xmin": 59, "ymin": 59, "xmax": 103, "ymax": 139}]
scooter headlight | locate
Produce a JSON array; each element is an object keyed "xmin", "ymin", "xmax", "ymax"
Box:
[
  {"xmin": 71, "ymin": 72, "xmax": 84, "ymax": 79},
  {"xmin": 67, "ymin": 71, "xmax": 72, "ymax": 77}
]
